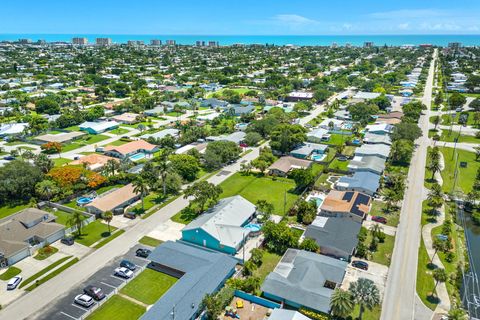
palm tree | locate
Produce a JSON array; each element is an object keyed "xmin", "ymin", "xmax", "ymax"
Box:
[
  {"xmin": 433, "ymin": 115, "xmax": 441, "ymax": 130},
  {"xmin": 155, "ymin": 149, "xmax": 173, "ymax": 196},
  {"xmin": 349, "ymin": 278, "xmax": 380, "ymax": 320},
  {"xmin": 427, "ymin": 183, "xmax": 444, "ymax": 215},
  {"xmin": 432, "ymin": 268, "xmax": 448, "ymax": 296},
  {"xmin": 132, "ymin": 177, "xmax": 148, "ymax": 212},
  {"xmin": 427, "ymin": 157, "xmax": 441, "ymax": 180},
  {"xmin": 448, "ymin": 308, "xmax": 467, "ymax": 320},
  {"xmin": 102, "ymin": 211, "xmax": 113, "ymax": 234},
  {"xmin": 330, "ymin": 288, "xmax": 355, "ymax": 318},
  {"xmin": 68, "ymin": 211, "xmax": 84, "ymax": 237},
  {"xmin": 431, "ymin": 238, "xmax": 447, "ymax": 264},
  {"xmin": 104, "ymin": 159, "xmax": 119, "ymax": 177}
]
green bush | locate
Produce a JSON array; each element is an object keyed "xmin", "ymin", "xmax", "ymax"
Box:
[{"xmin": 299, "ymin": 308, "xmax": 331, "ymax": 320}]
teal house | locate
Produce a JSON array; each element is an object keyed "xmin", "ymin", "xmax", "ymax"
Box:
[{"xmin": 181, "ymin": 195, "xmax": 256, "ymax": 255}]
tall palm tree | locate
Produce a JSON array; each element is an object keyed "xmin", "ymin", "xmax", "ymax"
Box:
[
  {"xmin": 155, "ymin": 149, "xmax": 173, "ymax": 196},
  {"xmin": 330, "ymin": 288, "xmax": 355, "ymax": 318},
  {"xmin": 104, "ymin": 159, "xmax": 119, "ymax": 177},
  {"xmin": 432, "ymin": 268, "xmax": 448, "ymax": 296},
  {"xmin": 447, "ymin": 308, "xmax": 467, "ymax": 320},
  {"xmin": 132, "ymin": 177, "xmax": 148, "ymax": 212},
  {"xmin": 68, "ymin": 211, "xmax": 84, "ymax": 237},
  {"xmin": 102, "ymin": 211, "xmax": 113, "ymax": 234},
  {"xmin": 349, "ymin": 278, "xmax": 380, "ymax": 320}
]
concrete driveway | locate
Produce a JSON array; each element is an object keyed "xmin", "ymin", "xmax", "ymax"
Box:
[
  {"xmin": 146, "ymin": 219, "xmax": 184, "ymax": 242},
  {"xmin": 342, "ymin": 259, "xmax": 389, "ymax": 298}
]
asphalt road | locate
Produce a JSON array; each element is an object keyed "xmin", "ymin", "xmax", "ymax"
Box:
[{"xmin": 380, "ymin": 49, "xmax": 437, "ymax": 320}]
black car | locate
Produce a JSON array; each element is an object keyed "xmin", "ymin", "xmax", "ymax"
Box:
[
  {"xmin": 120, "ymin": 259, "xmax": 136, "ymax": 271},
  {"xmin": 136, "ymin": 248, "xmax": 151, "ymax": 258},
  {"xmin": 352, "ymin": 260, "xmax": 369, "ymax": 271},
  {"xmin": 83, "ymin": 285, "xmax": 105, "ymax": 301},
  {"xmin": 61, "ymin": 236, "xmax": 75, "ymax": 246}
]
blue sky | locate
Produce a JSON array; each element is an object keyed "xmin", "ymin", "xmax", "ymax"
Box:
[{"xmin": 2, "ymin": 0, "xmax": 480, "ymax": 35}]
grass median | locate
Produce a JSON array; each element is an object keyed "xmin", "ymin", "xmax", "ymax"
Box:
[
  {"xmin": 25, "ymin": 258, "xmax": 79, "ymax": 291},
  {"xmin": 19, "ymin": 256, "xmax": 72, "ymax": 289}
]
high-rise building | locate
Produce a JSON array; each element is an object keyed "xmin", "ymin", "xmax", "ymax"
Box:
[
  {"xmin": 72, "ymin": 37, "xmax": 88, "ymax": 45},
  {"xmin": 18, "ymin": 39, "xmax": 32, "ymax": 44},
  {"xmin": 208, "ymin": 41, "xmax": 219, "ymax": 47},
  {"xmin": 166, "ymin": 40, "xmax": 176, "ymax": 45},
  {"xmin": 96, "ymin": 38, "xmax": 112, "ymax": 46},
  {"xmin": 196, "ymin": 40, "xmax": 206, "ymax": 46},
  {"xmin": 150, "ymin": 39, "xmax": 162, "ymax": 46},
  {"xmin": 127, "ymin": 40, "xmax": 144, "ymax": 46},
  {"xmin": 331, "ymin": 42, "xmax": 338, "ymax": 48},
  {"xmin": 364, "ymin": 41, "xmax": 374, "ymax": 48},
  {"xmin": 448, "ymin": 42, "xmax": 462, "ymax": 49}
]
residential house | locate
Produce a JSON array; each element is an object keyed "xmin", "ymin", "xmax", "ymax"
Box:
[
  {"xmin": 35, "ymin": 131, "xmax": 86, "ymax": 144},
  {"xmin": 79, "ymin": 121, "xmax": 119, "ymax": 134},
  {"xmin": 261, "ymin": 249, "xmax": 348, "ymax": 314},
  {"xmin": 0, "ymin": 123, "xmax": 28, "ymax": 137},
  {"xmin": 303, "ymin": 216, "xmax": 361, "ymax": 261},
  {"xmin": 355, "ymin": 144, "xmax": 390, "ymax": 159},
  {"xmin": 290, "ymin": 143, "xmax": 328, "ymax": 160},
  {"xmin": 286, "ymin": 91, "xmax": 314, "ymax": 102},
  {"xmin": 226, "ymin": 104, "xmax": 255, "ymax": 116},
  {"xmin": 205, "ymin": 131, "xmax": 246, "ymax": 145},
  {"xmin": 363, "ymin": 132, "xmax": 392, "ymax": 146},
  {"xmin": 85, "ymin": 184, "xmax": 140, "ymax": 215},
  {"xmin": 268, "ymin": 309, "xmax": 312, "ymax": 320},
  {"xmin": 0, "ymin": 208, "xmax": 65, "ymax": 266},
  {"xmin": 335, "ymin": 171, "xmax": 381, "ymax": 196},
  {"xmin": 112, "ymin": 112, "xmax": 140, "ymax": 125},
  {"xmin": 320, "ymin": 190, "xmax": 372, "ymax": 222},
  {"xmin": 140, "ymin": 241, "xmax": 237, "ymax": 320},
  {"xmin": 69, "ymin": 154, "xmax": 118, "ymax": 171},
  {"xmin": 306, "ymin": 128, "xmax": 330, "ymax": 143},
  {"xmin": 200, "ymin": 98, "xmax": 228, "ymax": 109},
  {"xmin": 181, "ymin": 195, "xmax": 256, "ymax": 254},
  {"xmin": 365, "ymin": 122, "xmax": 393, "ymax": 135},
  {"xmin": 143, "ymin": 106, "xmax": 166, "ymax": 116},
  {"xmin": 351, "ymin": 91, "xmax": 381, "ymax": 102},
  {"xmin": 104, "ymin": 140, "xmax": 159, "ymax": 159},
  {"xmin": 319, "ymin": 118, "xmax": 344, "ymax": 131},
  {"xmin": 348, "ymin": 155, "xmax": 386, "ymax": 175},
  {"xmin": 141, "ymin": 128, "xmax": 179, "ymax": 140},
  {"xmin": 268, "ymin": 156, "xmax": 312, "ymax": 177}
]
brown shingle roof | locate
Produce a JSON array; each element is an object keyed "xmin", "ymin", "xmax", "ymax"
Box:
[
  {"xmin": 104, "ymin": 139, "xmax": 157, "ymax": 156},
  {"xmin": 86, "ymin": 184, "xmax": 139, "ymax": 213},
  {"xmin": 268, "ymin": 156, "xmax": 312, "ymax": 174}
]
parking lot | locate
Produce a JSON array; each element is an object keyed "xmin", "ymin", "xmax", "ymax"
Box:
[{"xmin": 36, "ymin": 244, "xmax": 151, "ymax": 320}]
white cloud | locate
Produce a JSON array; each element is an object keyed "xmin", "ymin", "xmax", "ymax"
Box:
[
  {"xmin": 271, "ymin": 14, "xmax": 318, "ymax": 26},
  {"xmin": 369, "ymin": 9, "xmax": 446, "ymax": 19},
  {"xmin": 397, "ymin": 23, "xmax": 410, "ymax": 30}
]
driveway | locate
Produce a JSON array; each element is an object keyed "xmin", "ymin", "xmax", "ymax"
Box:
[
  {"xmin": 342, "ymin": 259, "xmax": 389, "ymax": 298},
  {"xmin": 146, "ymin": 219, "xmax": 184, "ymax": 242}
]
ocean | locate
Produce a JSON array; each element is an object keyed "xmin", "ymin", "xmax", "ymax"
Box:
[{"xmin": 1, "ymin": 34, "xmax": 480, "ymax": 46}]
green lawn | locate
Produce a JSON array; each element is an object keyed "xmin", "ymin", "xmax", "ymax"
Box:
[
  {"xmin": 328, "ymin": 158, "xmax": 349, "ymax": 171},
  {"xmin": 130, "ymin": 193, "xmax": 166, "ymax": 214},
  {"xmin": 25, "ymin": 258, "xmax": 79, "ymax": 291},
  {"xmin": 416, "ymin": 236, "xmax": 439, "ymax": 310},
  {"xmin": 440, "ymin": 111, "xmax": 478, "ymax": 127},
  {"xmin": 86, "ymin": 295, "xmax": 146, "ymax": 320},
  {"xmin": 0, "ymin": 203, "xmax": 30, "ymax": 219},
  {"xmin": 120, "ymin": 269, "xmax": 177, "ymax": 305},
  {"xmin": 369, "ymin": 200, "xmax": 400, "ymax": 227},
  {"xmin": 324, "ymin": 133, "xmax": 352, "ymax": 146},
  {"xmin": 107, "ymin": 138, "xmax": 131, "ymax": 146},
  {"xmin": 429, "ymin": 129, "xmax": 480, "ymax": 144},
  {"xmin": 53, "ymin": 157, "xmax": 71, "ymax": 167},
  {"xmin": 109, "ymin": 127, "xmax": 130, "ymax": 135},
  {"xmin": 64, "ymin": 125, "xmax": 80, "ymax": 132},
  {"xmin": 75, "ymin": 220, "xmax": 118, "ymax": 247},
  {"xmin": 139, "ymin": 236, "xmax": 163, "ymax": 247},
  {"xmin": 0, "ymin": 266, "xmax": 21, "ymax": 280},
  {"xmin": 219, "ymin": 173, "xmax": 299, "ymax": 216},
  {"xmin": 366, "ymin": 233, "xmax": 395, "ymax": 266},
  {"xmin": 254, "ymin": 251, "xmax": 282, "ymax": 283},
  {"xmin": 52, "ymin": 209, "xmax": 84, "ymax": 226},
  {"xmin": 93, "ymin": 229, "xmax": 125, "ymax": 249},
  {"xmin": 19, "ymin": 256, "xmax": 72, "ymax": 289},
  {"xmin": 207, "ymin": 87, "xmax": 258, "ymax": 98},
  {"xmin": 439, "ymin": 147, "xmax": 480, "ymax": 194},
  {"xmin": 351, "ymin": 304, "xmax": 382, "ymax": 320},
  {"xmin": 61, "ymin": 134, "xmax": 110, "ymax": 152}
]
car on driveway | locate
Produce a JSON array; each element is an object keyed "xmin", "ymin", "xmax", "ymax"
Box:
[
  {"xmin": 83, "ymin": 285, "xmax": 105, "ymax": 301},
  {"xmin": 7, "ymin": 276, "xmax": 22, "ymax": 290},
  {"xmin": 74, "ymin": 294, "xmax": 95, "ymax": 308},
  {"xmin": 61, "ymin": 236, "xmax": 75, "ymax": 246},
  {"xmin": 136, "ymin": 248, "xmax": 151, "ymax": 258},
  {"xmin": 371, "ymin": 216, "xmax": 387, "ymax": 224},
  {"xmin": 114, "ymin": 267, "xmax": 134, "ymax": 279},
  {"xmin": 352, "ymin": 260, "xmax": 369, "ymax": 271},
  {"xmin": 120, "ymin": 260, "xmax": 136, "ymax": 271}
]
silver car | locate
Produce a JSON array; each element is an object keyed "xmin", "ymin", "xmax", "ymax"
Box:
[
  {"xmin": 114, "ymin": 267, "xmax": 133, "ymax": 279},
  {"xmin": 74, "ymin": 294, "xmax": 95, "ymax": 308},
  {"xmin": 7, "ymin": 276, "xmax": 22, "ymax": 290}
]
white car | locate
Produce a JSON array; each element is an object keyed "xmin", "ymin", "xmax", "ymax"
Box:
[
  {"xmin": 7, "ymin": 276, "xmax": 22, "ymax": 290},
  {"xmin": 114, "ymin": 267, "xmax": 133, "ymax": 279},
  {"xmin": 74, "ymin": 294, "xmax": 94, "ymax": 308}
]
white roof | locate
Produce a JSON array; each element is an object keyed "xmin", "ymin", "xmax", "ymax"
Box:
[
  {"xmin": 353, "ymin": 91, "xmax": 381, "ymax": 100},
  {"xmin": 0, "ymin": 123, "xmax": 28, "ymax": 135},
  {"xmin": 365, "ymin": 122, "xmax": 392, "ymax": 133},
  {"xmin": 79, "ymin": 121, "xmax": 119, "ymax": 132},
  {"xmin": 269, "ymin": 309, "xmax": 312, "ymax": 320},
  {"xmin": 141, "ymin": 128, "xmax": 179, "ymax": 140}
]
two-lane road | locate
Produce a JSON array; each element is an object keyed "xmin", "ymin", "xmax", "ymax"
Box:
[{"xmin": 381, "ymin": 49, "xmax": 437, "ymax": 320}]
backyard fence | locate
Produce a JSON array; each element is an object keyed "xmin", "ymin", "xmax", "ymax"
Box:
[{"xmin": 234, "ymin": 290, "xmax": 281, "ymax": 309}]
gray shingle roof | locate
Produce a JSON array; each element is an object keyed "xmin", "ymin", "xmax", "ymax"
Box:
[
  {"xmin": 348, "ymin": 155, "xmax": 386, "ymax": 175},
  {"xmin": 261, "ymin": 249, "xmax": 347, "ymax": 313},
  {"xmin": 141, "ymin": 241, "xmax": 237, "ymax": 320},
  {"xmin": 336, "ymin": 171, "xmax": 381, "ymax": 195},
  {"xmin": 304, "ymin": 216, "xmax": 361, "ymax": 255}
]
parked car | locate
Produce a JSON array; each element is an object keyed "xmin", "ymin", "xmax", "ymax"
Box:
[
  {"xmin": 7, "ymin": 276, "xmax": 22, "ymax": 290},
  {"xmin": 114, "ymin": 267, "xmax": 133, "ymax": 279},
  {"xmin": 120, "ymin": 260, "xmax": 136, "ymax": 271},
  {"xmin": 3, "ymin": 156, "xmax": 15, "ymax": 161},
  {"xmin": 74, "ymin": 294, "xmax": 95, "ymax": 308},
  {"xmin": 61, "ymin": 236, "xmax": 75, "ymax": 246},
  {"xmin": 83, "ymin": 285, "xmax": 105, "ymax": 301},
  {"xmin": 136, "ymin": 248, "xmax": 151, "ymax": 258},
  {"xmin": 123, "ymin": 211, "xmax": 137, "ymax": 219},
  {"xmin": 352, "ymin": 260, "xmax": 369, "ymax": 271},
  {"xmin": 371, "ymin": 216, "xmax": 387, "ymax": 224}
]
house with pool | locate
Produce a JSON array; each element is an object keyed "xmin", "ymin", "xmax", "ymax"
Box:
[
  {"xmin": 181, "ymin": 195, "xmax": 257, "ymax": 255},
  {"xmin": 290, "ymin": 142, "xmax": 328, "ymax": 161},
  {"xmin": 79, "ymin": 120, "xmax": 119, "ymax": 134},
  {"xmin": 104, "ymin": 139, "xmax": 159, "ymax": 161}
]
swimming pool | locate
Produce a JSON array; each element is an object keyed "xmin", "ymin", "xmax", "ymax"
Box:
[
  {"xmin": 311, "ymin": 154, "xmax": 326, "ymax": 162},
  {"xmin": 244, "ymin": 223, "xmax": 262, "ymax": 236},
  {"xmin": 306, "ymin": 194, "xmax": 325, "ymax": 208},
  {"xmin": 77, "ymin": 197, "xmax": 93, "ymax": 205},
  {"xmin": 129, "ymin": 152, "xmax": 146, "ymax": 161}
]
